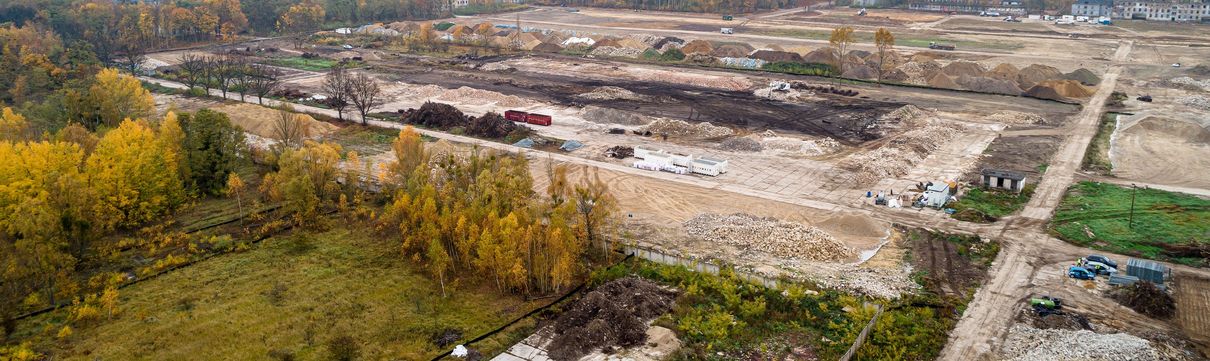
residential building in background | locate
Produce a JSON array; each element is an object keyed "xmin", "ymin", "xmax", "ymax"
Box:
[
  {"xmin": 1117, "ymin": 0, "xmax": 1210, "ymax": 21},
  {"xmin": 1072, "ymin": 0, "xmax": 1114, "ymax": 16}
]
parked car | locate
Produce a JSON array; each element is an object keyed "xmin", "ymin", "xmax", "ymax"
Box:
[
  {"xmin": 1084, "ymin": 261, "xmax": 1117, "ymax": 275},
  {"xmin": 1086, "ymin": 255, "xmax": 1118, "ymax": 269},
  {"xmin": 1068, "ymin": 266, "xmax": 1096, "ymax": 280},
  {"xmin": 342, "ymin": 44, "xmax": 354, "ymax": 50}
]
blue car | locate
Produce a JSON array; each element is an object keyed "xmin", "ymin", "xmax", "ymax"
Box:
[{"xmin": 1068, "ymin": 266, "xmax": 1096, "ymax": 280}]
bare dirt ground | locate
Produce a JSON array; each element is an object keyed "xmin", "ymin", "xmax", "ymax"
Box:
[
  {"xmin": 1108, "ymin": 63, "xmax": 1210, "ymax": 190},
  {"xmin": 1174, "ymin": 274, "xmax": 1210, "ymax": 356}
]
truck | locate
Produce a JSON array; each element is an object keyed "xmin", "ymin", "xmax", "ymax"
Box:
[
  {"xmin": 720, "ymin": 27, "xmax": 734, "ymax": 34},
  {"xmin": 503, "ymin": 110, "xmax": 553, "ymax": 126},
  {"xmin": 928, "ymin": 42, "xmax": 955, "ymax": 51}
]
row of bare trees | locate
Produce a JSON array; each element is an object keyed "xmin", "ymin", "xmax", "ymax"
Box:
[
  {"xmin": 177, "ymin": 54, "xmax": 283, "ymax": 104},
  {"xmin": 321, "ymin": 66, "xmax": 383, "ymax": 125}
]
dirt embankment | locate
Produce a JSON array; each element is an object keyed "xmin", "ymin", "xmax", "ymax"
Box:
[{"xmin": 1111, "ymin": 116, "xmax": 1210, "ymax": 189}]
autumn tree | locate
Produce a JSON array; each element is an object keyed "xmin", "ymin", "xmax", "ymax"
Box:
[
  {"xmin": 261, "ymin": 141, "xmax": 342, "ymax": 224},
  {"xmin": 86, "ymin": 69, "xmax": 155, "ymax": 130},
  {"xmin": 829, "ymin": 26, "xmax": 855, "ymax": 74},
  {"xmin": 321, "ymin": 66, "xmax": 353, "ymax": 121},
  {"xmin": 177, "ymin": 54, "xmax": 208, "ymax": 91},
  {"xmin": 85, "ymin": 119, "xmax": 185, "ymax": 230},
  {"xmin": 874, "ymin": 28, "xmax": 895, "ymax": 84},
  {"xmin": 179, "ymin": 109, "xmax": 247, "ymax": 196},
  {"xmin": 226, "ymin": 173, "xmax": 246, "ymax": 225},
  {"xmin": 115, "ymin": 6, "xmax": 155, "ymax": 74},
  {"xmin": 277, "ymin": 2, "xmax": 326, "ymax": 49},
  {"xmin": 246, "ymin": 65, "xmax": 282, "ymax": 105},
  {"xmin": 347, "ymin": 72, "xmax": 384, "ymax": 126},
  {"xmin": 0, "ymin": 108, "xmax": 29, "ymax": 142},
  {"xmin": 271, "ymin": 105, "xmax": 311, "ymax": 155}
]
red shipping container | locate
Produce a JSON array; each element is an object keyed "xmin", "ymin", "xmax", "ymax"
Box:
[
  {"xmin": 504, "ymin": 110, "xmax": 528, "ymax": 122},
  {"xmin": 525, "ymin": 113, "xmax": 552, "ymax": 126}
]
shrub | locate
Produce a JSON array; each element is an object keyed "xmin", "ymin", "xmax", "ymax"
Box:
[
  {"xmin": 762, "ymin": 62, "xmax": 837, "ymax": 77},
  {"xmin": 1114, "ymin": 281, "xmax": 1175, "ymax": 319},
  {"xmin": 327, "ymin": 334, "xmax": 361, "ymax": 361},
  {"xmin": 658, "ymin": 48, "xmax": 685, "ymax": 62}
]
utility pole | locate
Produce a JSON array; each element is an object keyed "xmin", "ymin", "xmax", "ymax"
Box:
[{"xmin": 1128, "ymin": 183, "xmax": 1137, "ymax": 229}]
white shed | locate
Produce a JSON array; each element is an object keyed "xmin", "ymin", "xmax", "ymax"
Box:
[{"xmin": 691, "ymin": 159, "xmax": 726, "ymax": 176}]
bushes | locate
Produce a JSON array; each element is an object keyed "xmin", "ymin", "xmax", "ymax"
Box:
[
  {"xmin": 1113, "ymin": 281, "xmax": 1175, "ymax": 319},
  {"xmin": 762, "ymin": 62, "xmax": 838, "ymax": 77},
  {"xmin": 658, "ymin": 48, "xmax": 686, "ymax": 62},
  {"xmin": 327, "ymin": 335, "xmax": 361, "ymax": 361},
  {"xmin": 948, "ymin": 185, "xmax": 1035, "ymax": 223}
]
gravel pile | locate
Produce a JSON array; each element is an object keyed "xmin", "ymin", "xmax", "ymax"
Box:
[
  {"xmin": 1169, "ymin": 76, "xmax": 1210, "ymax": 91},
  {"xmin": 719, "ymin": 136, "xmax": 764, "ymax": 152},
  {"xmin": 1000, "ymin": 324, "xmax": 1160, "ymax": 361},
  {"xmin": 590, "ymin": 46, "xmax": 644, "ymax": 58},
  {"xmin": 841, "ymin": 123, "xmax": 962, "ymax": 184},
  {"xmin": 987, "ymin": 111, "xmax": 1045, "ymax": 125},
  {"xmin": 760, "ymin": 132, "xmax": 841, "ymax": 156},
  {"xmin": 1178, "ymin": 95, "xmax": 1210, "ymax": 110},
  {"xmin": 437, "ymin": 86, "xmax": 530, "ymax": 107},
  {"xmin": 576, "ymin": 86, "xmax": 648, "ymax": 101},
  {"xmin": 684, "ymin": 213, "xmax": 857, "ymax": 262},
  {"xmin": 641, "ymin": 119, "xmax": 733, "ymax": 139},
  {"xmin": 583, "ymin": 106, "xmax": 651, "ymax": 126}
]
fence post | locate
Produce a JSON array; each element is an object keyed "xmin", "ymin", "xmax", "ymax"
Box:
[{"xmin": 839, "ymin": 304, "xmax": 885, "ymax": 361}]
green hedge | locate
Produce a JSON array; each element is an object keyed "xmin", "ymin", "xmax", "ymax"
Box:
[{"xmin": 761, "ymin": 62, "xmax": 837, "ymax": 77}]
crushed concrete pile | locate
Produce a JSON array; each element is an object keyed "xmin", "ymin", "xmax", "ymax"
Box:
[
  {"xmin": 719, "ymin": 136, "xmax": 764, "ymax": 152},
  {"xmin": 841, "ymin": 123, "xmax": 962, "ymax": 184},
  {"xmin": 576, "ymin": 86, "xmax": 648, "ymax": 101},
  {"xmin": 391, "ymin": 84, "xmax": 447, "ymax": 100},
  {"xmin": 879, "ymin": 104, "xmax": 928, "ymax": 125},
  {"xmin": 640, "ymin": 119, "xmax": 733, "ymax": 139},
  {"xmin": 685, "ymin": 213, "xmax": 857, "ymax": 262},
  {"xmin": 583, "ymin": 106, "xmax": 652, "ymax": 126},
  {"xmin": 1179, "ymin": 95, "xmax": 1210, "ymax": 110},
  {"xmin": 437, "ymin": 86, "xmax": 530, "ymax": 107},
  {"xmin": 1169, "ymin": 76, "xmax": 1210, "ymax": 91},
  {"xmin": 655, "ymin": 37, "xmax": 685, "ymax": 52},
  {"xmin": 958, "ymin": 75, "xmax": 1023, "ymax": 95},
  {"xmin": 1000, "ymin": 324, "xmax": 1160, "ymax": 361},
  {"xmin": 591, "ymin": 46, "xmax": 644, "ymax": 58},
  {"xmin": 628, "ymin": 34, "xmax": 664, "ymax": 47},
  {"xmin": 895, "ymin": 61, "xmax": 937, "ymax": 85},
  {"xmin": 213, "ymin": 103, "xmax": 337, "ymax": 139},
  {"xmin": 547, "ymin": 277, "xmax": 677, "ymax": 361},
  {"xmin": 987, "ymin": 111, "xmax": 1045, "ymax": 125},
  {"xmin": 883, "ymin": 69, "xmax": 910, "ymax": 83},
  {"xmin": 761, "ymin": 135, "xmax": 840, "ymax": 157}
]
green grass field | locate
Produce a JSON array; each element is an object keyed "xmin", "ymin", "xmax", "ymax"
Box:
[
  {"xmin": 18, "ymin": 227, "xmax": 542, "ymax": 360},
  {"xmin": 1052, "ymin": 181, "xmax": 1210, "ymax": 265},
  {"xmin": 949, "ymin": 185, "xmax": 1035, "ymax": 223},
  {"xmin": 265, "ymin": 57, "xmax": 361, "ymax": 72}
]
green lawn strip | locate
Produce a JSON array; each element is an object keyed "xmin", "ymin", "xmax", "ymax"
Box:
[
  {"xmin": 1052, "ymin": 181, "xmax": 1210, "ymax": 265},
  {"xmin": 949, "ymin": 185, "xmax": 1036, "ymax": 223},
  {"xmin": 1083, "ymin": 112, "xmax": 1118, "ymax": 173},
  {"xmin": 748, "ymin": 28, "xmax": 1023, "ymax": 51},
  {"xmin": 265, "ymin": 57, "xmax": 362, "ymax": 72},
  {"xmin": 20, "ymin": 227, "xmax": 542, "ymax": 360}
]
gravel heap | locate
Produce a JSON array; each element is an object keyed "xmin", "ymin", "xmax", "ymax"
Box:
[
  {"xmin": 1169, "ymin": 77, "xmax": 1210, "ymax": 91},
  {"xmin": 760, "ymin": 132, "xmax": 841, "ymax": 157},
  {"xmin": 719, "ymin": 136, "xmax": 764, "ymax": 152},
  {"xmin": 590, "ymin": 46, "xmax": 644, "ymax": 58},
  {"xmin": 1179, "ymin": 95, "xmax": 1210, "ymax": 110},
  {"xmin": 576, "ymin": 86, "xmax": 648, "ymax": 101},
  {"xmin": 582, "ymin": 106, "xmax": 651, "ymax": 126},
  {"xmin": 437, "ymin": 86, "xmax": 530, "ymax": 107},
  {"xmin": 640, "ymin": 119, "xmax": 733, "ymax": 139},
  {"xmin": 841, "ymin": 123, "xmax": 962, "ymax": 184},
  {"xmin": 1000, "ymin": 324, "xmax": 1160, "ymax": 361},
  {"xmin": 684, "ymin": 213, "xmax": 856, "ymax": 262},
  {"xmin": 987, "ymin": 111, "xmax": 1046, "ymax": 125}
]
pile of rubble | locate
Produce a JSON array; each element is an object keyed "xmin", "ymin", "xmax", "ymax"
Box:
[
  {"xmin": 576, "ymin": 86, "xmax": 648, "ymax": 101},
  {"xmin": 719, "ymin": 137, "xmax": 764, "ymax": 152},
  {"xmin": 1169, "ymin": 76, "xmax": 1210, "ymax": 91},
  {"xmin": 583, "ymin": 106, "xmax": 651, "ymax": 126},
  {"xmin": 1000, "ymin": 324, "xmax": 1160, "ymax": 361},
  {"xmin": 841, "ymin": 123, "xmax": 962, "ymax": 184},
  {"xmin": 986, "ymin": 111, "xmax": 1046, "ymax": 125},
  {"xmin": 640, "ymin": 119, "xmax": 734, "ymax": 139},
  {"xmin": 591, "ymin": 46, "xmax": 645, "ymax": 58},
  {"xmin": 684, "ymin": 213, "xmax": 857, "ymax": 262},
  {"xmin": 1178, "ymin": 95, "xmax": 1210, "ymax": 110},
  {"xmin": 760, "ymin": 133, "xmax": 840, "ymax": 157},
  {"xmin": 547, "ymin": 277, "xmax": 677, "ymax": 361},
  {"xmin": 437, "ymin": 86, "xmax": 530, "ymax": 107}
]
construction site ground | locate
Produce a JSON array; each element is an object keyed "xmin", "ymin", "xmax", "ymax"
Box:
[{"xmin": 139, "ymin": 10, "xmax": 1210, "ymax": 359}]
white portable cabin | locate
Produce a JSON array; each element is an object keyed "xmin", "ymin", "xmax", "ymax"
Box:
[
  {"xmin": 669, "ymin": 153, "xmax": 694, "ymax": 168},
  {"xmin": 690, "ymin": 159, "xmax": 725, "ymax": 176}
]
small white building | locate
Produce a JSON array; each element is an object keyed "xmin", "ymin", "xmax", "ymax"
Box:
[
  {"xmin": 690, "ymin": 158, "xmax": 728, "ymax": 176},
  {"xmin": 633, "ymin": 147, "xmax": 728, "ymax": 177},
  {"xmin": 922, "ymin": 182, "xmax": 952, "ymax": 208},
  {"xmin": 981, "ymin": 169, "xmax": 1027, "ymax": 192}
]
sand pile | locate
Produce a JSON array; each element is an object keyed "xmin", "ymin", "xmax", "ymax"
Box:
[
  {"xmin": 214, "ymin": 103, "xmax": 337, "ymax": 139},
  {"xmin": 680, "ymin": 40, "xmax": 713, "ymax": 55},
  {"xmin": 843, "ymin": 64, "xmax": 878, "ymax": 80},
  {"xmin": 684, "ymin": 213, "xmax": 857, "ymax": 262},
  {"xmin": 583, "ymin": 106, "xmax": 651, "ymax": 125},
  {"xmin": 958, "ymin": 75, "xmax": 1023, "ymax": 95},
  {"xmin": 616, "ymin": 38, "xmax": 650, "ymax": 50},
  {"xmin": 593, "ymin": 38, "xmax": 622, "ymax": 48},
  {"xmin": 521, "ymin": 39, "xmax": 544, "ymax": 51},
  {"xmin": 1026, "ymin": 80, "xmax": 1095, "ymax": 100},
  {"xmin": 640, "ymin": 119, "xmax": 733, "ymax": 138},
  {"xmin": 1017, "ymin": 64, "xmax": 1063, "ymax": 89},
  {"xmin": 785, "ymin": 45, "xmax": 813, "ymax": 56},
  {"xmin": 763, "ymin": 44, "xmax": 786, "ymax": 52},
  {"xmin": 941, "ymin": 60, "xmax": 986, "ymax": 78},
  {"xmin": 987, "ymin": 111, "xmax": 1045, "ymax": 125},
  {"xmin": 576, "ymin": 86, "xmax": 647, "ymax": 101},
  {"xmin": 390, "ymin": 83, "xmax": 447, "ymax": 100},
  {"xmin": 1063, "ymin": 68, "xmax": 1101, "ymax": 86},
  {"xmin": 532, "ymin": 42, "xmax": 563, "ymax": 53},
  {"xmin": 928, "ymin": 73, "xmax": 962, "ymax": 90},
  {"xmin": 437, "ymin": 86, "xmax": 530, "ymax": 107},
  {"xmin": 988, "ymin": 63, "xmax": 1020, "ymax": 81},
  {"xmin": 910, "ymin": 51, "xmax": 944, "ymax": 62},
  {"xmin": 547, "ymin": 277, "xmax": 677, "ymax": 361},
  {"xmin": 751, "ymin": 50, "xmax": 804, "ymax": 63},
  {"xmin": 802, "ymin": 48, "xmax": 839, "ymax": 65}
]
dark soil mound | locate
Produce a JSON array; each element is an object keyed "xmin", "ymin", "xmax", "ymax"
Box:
[
  {"xmin": 843, "ymin": 64, "xmax": 878, "ymax": 80},
  {"xmin": 802, "ymin": 48, "xmax": 838, "ymax": 65},
  {"xmin": 1112, "ymin": 281, "xmax": 1175, "ymax": 319},
  {"xmin": 712, "ymin": 44, "xmax": 751, "ymax": 58},
  {"xmin": 750, "ymin": 50, "xmax": 805, "ymax": 63},
  {"xmin": 467, "ymin": 112, "xmax": 519, "ymax": 139},
  {"xmin": 547, "ymin": 277, "xmax": 677, "ymax": 361},
  {"xmin": 404, "ymin": 102, "xmax": 469, "ymax": 128},
  {"xmin": 1063, "ymin": 68, "xmax": 1102, "ymax": 86},
  {"xmin": 1023, "ymin": 83, "xmax": 1068, "ymax": 101},
  {"xmin": 941, "ymin": 60, "xmax": 987, "ymax": 79},
  {"xmin": 532, "ymin": 42, "xmax": 564, "ymax": 53},
  {"xmin": 883, "ymin": 68, "xmax": 911, "ymax": 82},
  {"xmin": 652, "ymin": 36, "xmax": 684, "ymax": 50}
]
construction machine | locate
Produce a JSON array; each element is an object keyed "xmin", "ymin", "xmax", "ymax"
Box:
[{"xmin": 1029, "ymin": 296, "xmax": 1063, "ymax": 315}]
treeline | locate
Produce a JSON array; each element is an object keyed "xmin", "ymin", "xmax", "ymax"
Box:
[
  {"xmin": 532, "ymin": 0, "xmax": 800, "ymax": 13},
  {"xmin": 0, "ymin": 68, "xmax": 247, "ymax": 337}
]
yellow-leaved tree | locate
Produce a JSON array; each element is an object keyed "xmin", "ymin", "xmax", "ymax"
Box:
[
  {"xmin": 0, "ymin": 107, "xmax": 29, "ymax": 141},
  {"xmin": 260, "ymin": 141, "xmax": 342, "ymax": 224},
  {"xmin": 87, "ymin": 69, "xmax": 155, "ymax": 130},
  {"xmin": 85, "ymin": 119, "xmax": 185, "ymax": 230}
]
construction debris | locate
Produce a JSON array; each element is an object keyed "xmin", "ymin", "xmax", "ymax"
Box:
[
  {"xmin": 547, "ymin": 277, "xmax": 677, "ymax": 361},
  {"xmin": 437, "ymin": 86, "xmax": 530, "ymax": 107},
  {"xmin": 575, "ymin": 86, "xmax": 648, "ymax": 101},
  {"xmin": 640, "ymin": 119, "xmax": 734, "ymax": 139},
  {"xmin": 583, "ymin": 106, "xmax": 652, "ymax": 126},
  {"xmin": 1179, "ymin": 95, "xmax": 1210, "ymax": 110},
  {"xmin": 1169, "ymin": 76, "xmax": 1210, "ymax": 91},
  {"xmin": 1000, "ymin": 324, "xmax": 1160, "ymax": 361},
  {"xmin": 605, "ymin": 145, "xmax": 634, "ymax": 158},
  {"xmin": 684, "ymin": 213, "xmax": 857, "ymax": 262},
  {"xmin": 719, "ymin": 137, "xmax": 764, "ymax": 152},
  {"xmin": 987, "ymin": 111, "xmax": 1046, "ymax": 125}
]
